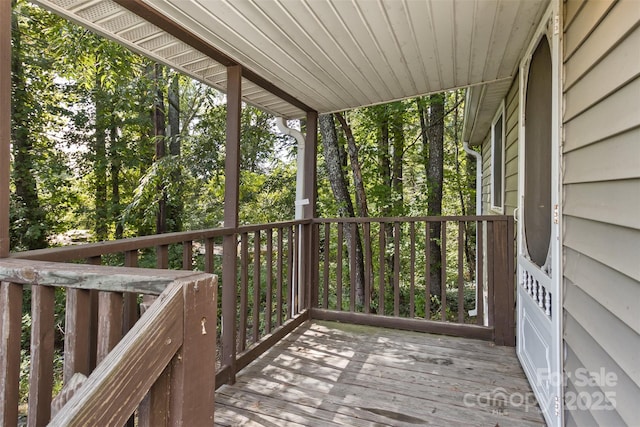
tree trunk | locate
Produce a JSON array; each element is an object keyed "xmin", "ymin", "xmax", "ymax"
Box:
[
  {"xmin": 451, "ymin": 91, "xmax": 475, "ymax": 280},
  {"xmin": 154, "ymin": 64, "xmax": 167, "ymax": 235},
  {"xmin": 391, "ymin": 113, "xmax": 404, "ymax": 216},
  {"xmin": 167, "ymin": 73, "xmax": 182, "ymax": 232},
  {"xmin": 10, "ymin": 6, "xmax": 47, "ymax": 250},
  {"xmin": 427, "ymin": 94, "xmax": 444, "ymax": 298},
  {"xmin": 378, "ymin": 108, "xmax": 392, "ymax": 214},
  {"xmin": 320, "ymin": 114, "xmax": 364, "ymax": 305},
  {"xmin": 377, "ymin": 107, "xmax": 395, "ymax": 311},
  {"xmin": 417, "ymin": 97, "xmax": 429, "ymax": 175},
  {"xmin": 94, "ymin": 70, "xmax": 109, "ymax": 241},
  {"xmin": 109, "ymin": 124, "xmax": 123, "ymax": 240},
  {"xmin": 334, "ymin": 112, "xmax": 368, "ymax": 218}
]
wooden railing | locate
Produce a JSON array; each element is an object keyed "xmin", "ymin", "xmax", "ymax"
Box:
[
  {"xmin": 11, "ymin": 220, "xmax": 310, "ymax": 386},
  {"xmin": 310, "ymin": 216, "xmax": 515, "ymax": 346},
  {"xmin": 0, "ymin": 258, "xmax": 216, "ymax": 426},
  {"xmin": 2, "ymin": 215, "xmax": 514, "ymax": 424}
]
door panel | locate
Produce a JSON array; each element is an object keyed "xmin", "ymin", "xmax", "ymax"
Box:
[{"xmin": 516, "ymin": 11, "xmax": 563, "ymax": 427}]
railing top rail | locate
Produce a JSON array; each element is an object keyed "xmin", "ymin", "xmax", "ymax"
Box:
[
  {"xmin": 313, "ymin": 215, "xmax": 511, "ymax": 223},
  {"xmin": 7, "ymin": 216, "xmax": 509, "ymax": 263},
  {"xmin": 10, "ymin": 219, "xmax": 309, "ymax": 262},
  {"xmin": 0, "ymin": 258, "xmax": 206, "ymax": 295}
]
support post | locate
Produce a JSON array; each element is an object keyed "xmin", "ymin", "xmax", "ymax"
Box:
[
  {"xmin": 492, "ymin": 218, "xmax": 516, "ymax": 346},
  {"xmin": 304, "ymin": 111, "xmax": 318, "ymax": 310},
  {"xmin": 221, "ymin": 65, "xmax": 241, "ymax": 384},
  {"xmin": 169, "ymin": 275, "xmax": 217, "ymax": 425},
  {"xmin": 0, "ymin": 0, "xmax": 11, "ymax": 257}
]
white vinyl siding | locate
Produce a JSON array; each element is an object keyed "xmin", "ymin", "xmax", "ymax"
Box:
[
  {"xmin": 481, "ymin": 77, "xmax": 519, "ymax": 216},
  {"xmin": 490, "ymin": 104, "xmax": 505, "ymax": 212},
  {"xmin": 562, "ymin": 0, "xmax": 640, "ymax": 425}
]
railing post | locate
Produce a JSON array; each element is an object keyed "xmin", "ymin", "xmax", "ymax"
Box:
[
  {"xmin": 492, "ymin": 218, "xmax": 516, "ymax": 346},
  {"xmin": 221, "ymin": 64, "xmax": 241, "ymax": 384},
  {"xmin": 0, "ymin": 282, "xmax": 22, "ymax": 426},
  {"xmin": 302, "ymin": 111, "xmax": 317, "ymax": 312},
  {"xmin": 169, "ymin": 275, "xmax": 217, "ymax": 425}
]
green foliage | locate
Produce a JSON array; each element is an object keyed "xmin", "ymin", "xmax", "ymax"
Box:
[{"xmin": 11, "ymin": 0, "xmax": 478, "ymax": 408}]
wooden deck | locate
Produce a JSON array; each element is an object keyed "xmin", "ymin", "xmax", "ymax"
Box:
[{"xmin": 215, "ymin": 321, "xmax": 545, "ymax": 426}]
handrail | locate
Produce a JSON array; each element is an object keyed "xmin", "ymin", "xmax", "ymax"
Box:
[
  {"xmin": 0, "ymin": 258, "xmax": 200, "ymax": 294},
  {"xmin": 11, "ymin": 220, "xmax": 309, "ymax": 262},
  {"xmin": 313, "ymin": 215, "xmax": 510, "ymax": 223}
]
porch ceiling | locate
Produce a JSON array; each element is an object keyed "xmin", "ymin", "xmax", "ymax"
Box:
[{"xmin": 33, "ymin": 0, "xmax": 548, "ymax": 119}]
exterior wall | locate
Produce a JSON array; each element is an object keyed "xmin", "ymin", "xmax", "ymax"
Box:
[
  {"xmin": 562, "ymin": 1, "xmax": 640, "ymax": 425},
  {"xmin": 481, "ymin": 75, "xmax": 519, "ymax": 216}
]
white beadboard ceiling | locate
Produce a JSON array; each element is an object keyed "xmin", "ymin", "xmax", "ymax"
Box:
[{"xmin": 33, "ymin": 0, "xmax": 548, "ymax": 119}]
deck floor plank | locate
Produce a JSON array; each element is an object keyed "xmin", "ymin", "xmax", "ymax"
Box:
[{"xmin": 215, "ymin": 321, "xmax": 545, "ymax": 426}]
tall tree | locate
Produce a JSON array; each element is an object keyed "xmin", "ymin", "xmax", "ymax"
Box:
[
  {"xmin": 10, "ymin": 0, "xmax": 47, "ymax": 250},
  {"xmin": 320, "ymin": 114, "xmax": 364, "ymax": 305},
  {"xmin": 335, "ymin": 112, "xmax": 368, "ymax": 218},
  {"xmin": 391, "ymin": 111, "xmax": 404, "ymax": 216},
  {"xmin": 154, "ymin": 64, "xmax": 167, "ymax": 234},
  {"xmin": 93, "ymin": 69, "xmax": 109, "ymax": 241},
  {"xmin": 166, "ymin": 72, "xmax": 182, "ymax": 232},
  {"xmin": 427, "ymin": 93, "xmax": 445, "ymax": 297}
]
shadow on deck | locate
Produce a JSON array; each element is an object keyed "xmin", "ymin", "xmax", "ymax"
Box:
[{"xmin": 215, "ymin": 321, "xmax": 545, "ymax": 426}]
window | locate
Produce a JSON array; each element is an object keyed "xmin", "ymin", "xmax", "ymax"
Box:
[{"xmin": 491, "ymin": 104, "xmax": 505, "ymax": 212}]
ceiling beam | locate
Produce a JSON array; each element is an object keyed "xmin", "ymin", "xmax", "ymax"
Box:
[{"xmin": 113, "ymin": 0, "xmax": 315, "ymax": 114}]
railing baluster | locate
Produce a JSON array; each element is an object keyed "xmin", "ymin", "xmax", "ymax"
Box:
[
  {"xmin": 139, "ymin": 365, "xmax": 171, "ymax": 427},
  {"xmin": 182, "ymin": 240, "xmax": 193, "ymax": 270},
  {"xmin": 477, "ymin": 221, "xmax": 484, "ymax": 325},
  {"xmin": 312, "ymin": 223, "xmax": 320, "ymax": 309},
  {"xmin": 0, "ymin": 282, "xmax": 22, "ymax": 427},
  {"xmin": 425, "ymin": 221, "xmax": 431, "ymax": 319},
  {"xmin": 252, "ymin": 231, "xmax": 261, "ymax": 343},
  {"xmin": 350, "ymin": 222, "xmax": 356, "ymax": 312},
  {"xmin": 458, "ymin": 221, "xmax": 465, "ymax": 323},
  {"xmin": 27, "ymin": 285, "xmax": 55, "ymax": 427},
  {"xmin": 487, "ymin": 220, "xmax": 495, "ymax": 327},
  {"xmin": 97, "ymin": 292, "xmax": 124, "ymax": 364},
  {"xmin": 276, "ymin": 228, "xmax": 283, "ymax": 326},
  {"xmin": 287, "ymin": 226, "xmax": 294, "ymax": 319},
  {"xmin": 409, "ymin": 221, "xmax": 415, "ymax": 318},
  {"xmin": 205, "ymin": 238, "xmax": 214, "ymax": 274},
  {"xmin": 63, "ymin": 288, "xmax": 92, "ymax": 382},
  {"xmin": 123, "ymin": 247, "xmax": 139, "ymax": 427},
  {"xmin": 239, "ymin": 233, "xmax": 249, "ymax": 352},
  {"xmin": 441, "ymin": 221, "xmax": 447, "ymax": 321},
  {"xmin": 393, "ymin": 222, "xmax": 400, "ymax": 317},
  {"xmin": 336, "ymin": 222, "xmax": 343, "ymax": 311},
  {"xmin": 265, "ymin": 228, "xmax": 273, "ymax": 334},
  {"xmin": 156, "ymin": 245, "xmax": 168, "ymax": 269},
  {"xmin": 363, "ymin": 222, "xmax": 372, "ymax": 314},
  {"xmin": 378, "ymin": 222, "xmax": 385, "ymax": 315},
  {"xmin": 123, "ymin": 250, "xmax": 139, "ymax": 338},
  {"xmin": 323, "ymin": 223, "xmax": 330, "ymax": 309},
  {"xmin": 87, "ymin": 257, "xmax": 101, "ymax": 373}
]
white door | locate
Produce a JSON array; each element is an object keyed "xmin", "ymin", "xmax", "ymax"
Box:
[{"xmin": 516, "ymin": 6, "xmax": 563, "ymax": 427}]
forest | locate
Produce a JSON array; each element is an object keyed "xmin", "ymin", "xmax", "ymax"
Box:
[
  {"xmin": 10, "ymin": 0, "xmax": 480, "ymax": 405},
  {"xmin": 10, "ymin": 0, "xmax": 475, "ymax": 253}
]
